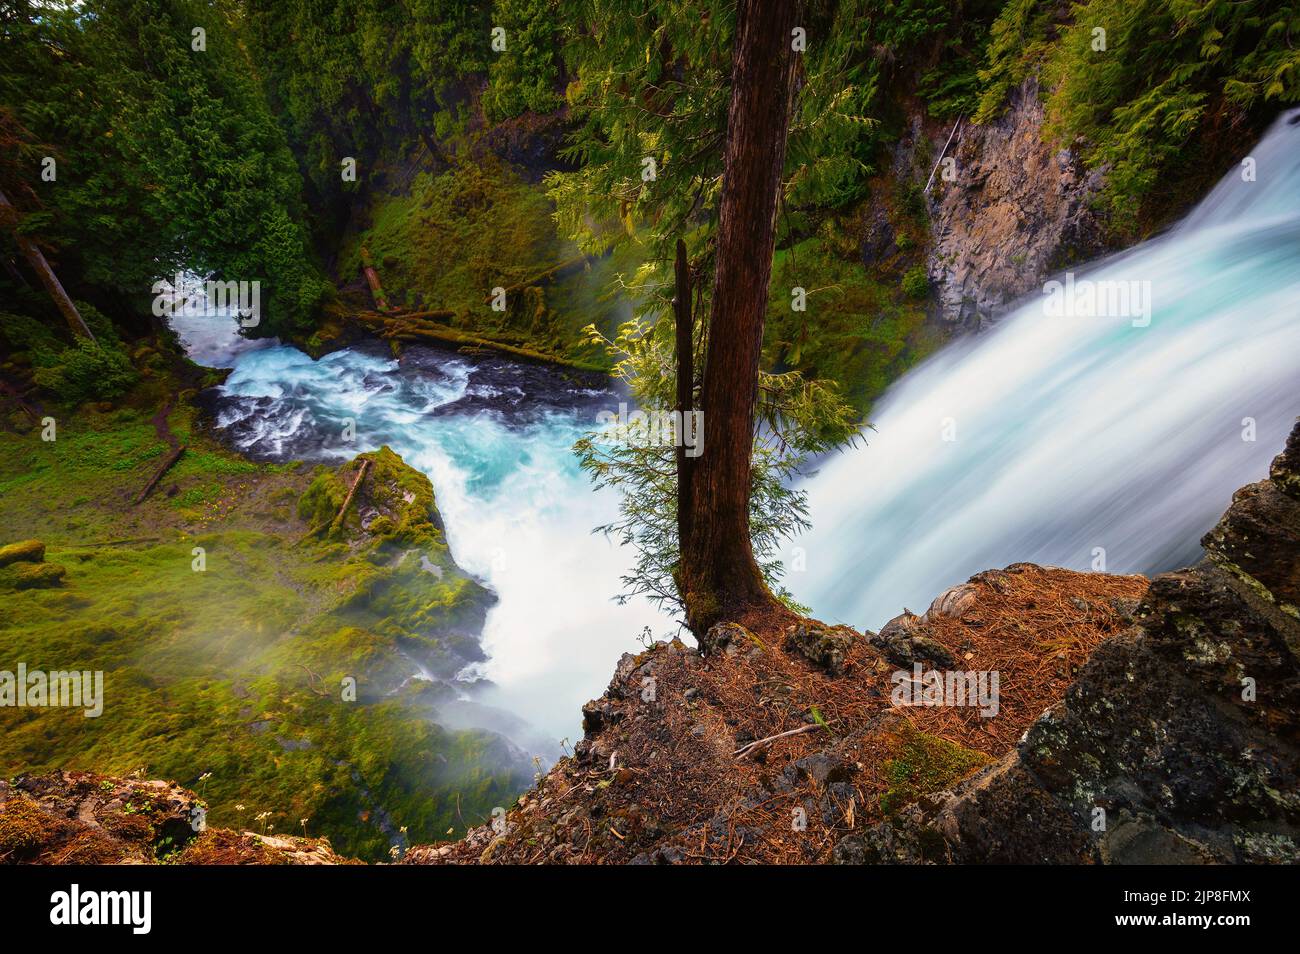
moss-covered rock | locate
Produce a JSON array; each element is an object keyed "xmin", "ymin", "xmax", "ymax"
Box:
[
  {"xmin": 0, "ymin": 538, "xmax": 44, "ymax": 567},
  {"xmin": 3, "ymin": 562, "xmax": 67, "ymax": 590},
  {"xmin": 878, "ymin": 725, "xmax": 990, "ymax": 817}
]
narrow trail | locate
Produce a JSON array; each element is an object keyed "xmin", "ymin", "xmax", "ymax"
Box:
[{"xmin": 132, "ymin": 392, "xmax": 185, "ymax": 506}]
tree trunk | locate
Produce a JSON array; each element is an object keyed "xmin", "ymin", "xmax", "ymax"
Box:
[
  {"xmin": 674, "ymin": 238, "xmax": 694, "ymax": 552},
  {"xmin": 678, "ymin": 0, "xmax": 799, "ymax": 634},
  {"xmin": 0, "ymin": 188, "xmax": 96, "ymax": 343}
]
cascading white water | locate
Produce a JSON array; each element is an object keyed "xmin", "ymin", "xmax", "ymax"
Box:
[
  {"xmin": 790, "ymin": 109, "xmax": 1300, "ymax": 631},
  {"xmin": 172, "ymin": 325, "xmax": 666, "ymax": 745},
  {"xmin": 174, "ymin": 110, "xmax": 1298, "ymax": 743}
]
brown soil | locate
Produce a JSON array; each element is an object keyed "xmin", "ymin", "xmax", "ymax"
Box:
[{"xmin": 406, "ymin": 564, "xmax": 1149, "ymax": 865}]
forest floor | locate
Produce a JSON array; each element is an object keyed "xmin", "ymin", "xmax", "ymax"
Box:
[{"xmin": 405, "ymin": 563, "xmax": 1149, "ymax": 864}]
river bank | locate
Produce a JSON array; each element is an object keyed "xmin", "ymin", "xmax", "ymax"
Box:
[{"xmin": 0, "ymin": 336, "xmax": 540, "ymax": 861}]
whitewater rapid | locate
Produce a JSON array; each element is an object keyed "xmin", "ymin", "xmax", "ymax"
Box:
[
  {"xmin": 789, "ymin": 108, "xmax": 1300, "ymax": 630},
  {"xmin": 172, "ymin": 325, "xmax": 666, "ymax": 745}
]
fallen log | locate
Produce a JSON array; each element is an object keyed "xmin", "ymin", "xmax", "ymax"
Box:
[
  {"xmin": 0, "ymin": 188, "xmax": 97, "ymax": 343},
  {"xmin": 359, "ymin": 246, "xmax": 392, "ymax": 312},
  {"xmin": 81, "ymin": 536, "xmax": 163, "ymax": 548},
  {"xmin": 329, "ymin": 458, "xmax": 371, "ymax": 532},
  {"xmin": 298, "ymin": 458, "xmax": 372, "ymax": 544},
  {"xmin": 132, "ymin": 445, "xmax": 185, "ymax": 505}
]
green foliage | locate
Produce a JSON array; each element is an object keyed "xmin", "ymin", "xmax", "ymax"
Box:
[
  {"xmin": 548, "ymin": 0, "xmax": 955, "ymax": 274},
  {"xmin": 338, "ymin": 154, "xmax": 632, "ymax": 361},
  {"xmin": 242, "ymin": 0, "xmax": 494, "ymax": 236},
  {"xmin": 764, "ymin": 236, "xmax": 940, "ymax": 414},
  {"xmin": 901, "ymin": 264, "xmax": 930, "ymax": 300},
  {"xmin": 482, "ymin": 0, "xmax": 563, "ymax": 121},
  {"xmin": 976, "ymin": 0, "xmax": 1300, "ymax": 232},
  {"xmin": 31, "ymin": 338, "xmax": 137, "ymax": 405},
  {"xmin": 574, "ymin": 314, "xmax": 862, "ymax": 615},
  {"xmin": 974, "ymin": 0, "xmax": 1054, "ymax": 123},
  {"xmin": 1, "ymin": 0, "xmax": 329, "ymax": 336}
]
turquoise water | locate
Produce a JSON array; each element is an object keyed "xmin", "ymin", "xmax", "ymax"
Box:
[
  {"xmin": 170, "ymin": 323, "xmax": 666, "ymax": 744},
  {"xmin": 790, "ymin": 109, "xmax": 1300, "ymax": 629}
]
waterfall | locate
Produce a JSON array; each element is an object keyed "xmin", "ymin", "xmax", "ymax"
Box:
[
  {"xmin": 792, "ymin": 109, "xmax": 1300, "ymax": 631},
  {"xmin": 174, "ymin": 330, "xmax": 666, "ymax": 744}
]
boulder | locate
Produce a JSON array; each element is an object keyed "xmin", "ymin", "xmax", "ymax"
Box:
[{"xmin": 784, "ymin": 622, "xmax": 857, "ymax": 675}]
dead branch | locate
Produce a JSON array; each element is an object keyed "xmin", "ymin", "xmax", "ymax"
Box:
[{"xmin": 132, "ymin": 444, "xmax": 185, "ymax": 505}]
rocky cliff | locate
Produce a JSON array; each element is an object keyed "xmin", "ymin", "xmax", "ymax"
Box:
[
  {"xmin": 855, "ymin": 420, "xmax": 1300, "ymax": 864},
  {"xmin": 923, "ymin": 78, "xmax": 1110, "ymax": 329},
  {"xmin": 850, "ymin": 78, "xmax": 1111, "ymax": 337}
]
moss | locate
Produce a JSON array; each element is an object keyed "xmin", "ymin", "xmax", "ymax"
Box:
[
  {"xmin": 0, "ymin": 414, "xmax": 527, "ymax": 862},
  {"xmin": 901, "ymin": 265, "xmax": 930, "ymax": 300},
  {"xmin": 0, "ymin": 796, "xmax": 49, "ymax": 860},
  {"xmin": 0, "ymin": 539, "xmax": 45, "ymax": 566},
  {"xmin": 879, "ymin": 726, "xmax": 991, "ymax": 817},
  {"xmin": 1, "ymin": 562, "xmax": 67, "ymax": 591}
]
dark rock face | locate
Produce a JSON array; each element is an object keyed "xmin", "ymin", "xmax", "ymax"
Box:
[
  {"xmin": 925, "ymin": 79, "xmax": 1109, "ymax": 329},
  {"xmin": 847, "ymin": 419, "xmax": 1300, "ymax": 865},
  {"xmin": 870, "ymin": 626, "xmax": 958, "ymax": 670}
]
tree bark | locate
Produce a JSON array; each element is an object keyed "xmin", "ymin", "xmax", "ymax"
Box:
[
  {"xmin": 674, "ymin": 238, "xmax": 694, "ymax": 552},
  {"xmin": 0, "ymin": 188, "xmax": 96, "ymax": 343},
  {"xmin": 678, "ymin": 0, "xmax": 800, "ymax": 634}
]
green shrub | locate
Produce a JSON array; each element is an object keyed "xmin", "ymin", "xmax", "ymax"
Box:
[
  {"xmin": 32, "ymin": 338, "xmax": 137, "ymax": 404},
  {"xmin": 901, "ymin": 265, "xmax": 930, "ymax": 300},
  {"xmin": 976, "ymin": 0, "xmax": 1300, "ymax": 233}
]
